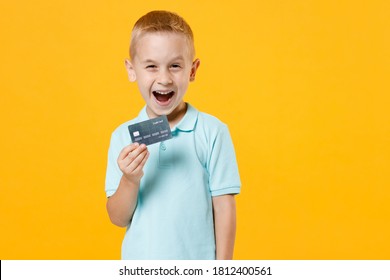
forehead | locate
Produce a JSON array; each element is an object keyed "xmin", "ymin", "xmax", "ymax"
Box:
[{"xmin": 133, "ymin": 32, "xmax": 193, "ymax": 61}]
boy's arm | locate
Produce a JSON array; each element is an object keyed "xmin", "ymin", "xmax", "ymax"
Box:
[
  {"xmin": 106, "ymin": 143, "xmax": 149, "ymax": 227},
  {"xmin": 212, "ymin": 194, "xmax": 237, "ymax": 260}
]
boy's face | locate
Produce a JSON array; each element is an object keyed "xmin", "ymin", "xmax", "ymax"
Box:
[{"xmin": 125, "ymin": 32, "xmax": 200, "ymax": 121}]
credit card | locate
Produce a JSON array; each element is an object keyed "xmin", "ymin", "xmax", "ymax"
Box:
[{"xmin": 128, "ymin": 115, "xmax": 172, "ymax": 146}]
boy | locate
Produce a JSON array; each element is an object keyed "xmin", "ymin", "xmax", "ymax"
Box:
[{"xmin": 105, "ymin": 10, "xmax": 241, "ymax": 260}]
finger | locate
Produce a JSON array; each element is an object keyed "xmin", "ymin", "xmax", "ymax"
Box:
[
  {"xmin": 125, "ymin": 144, "xmax": 147, "ymax": 163},
  {"xmin": 132, "ymin": 150, "xmax": 150, "ymax": 174},
  {"xmin": 125, "ymin": 148, "xmax": 148, "ymax": 173},
  {"xmin": 117, "ymin": 143, "xmax": 142, "ymax": 171},
  {"xmin": 118, "ymin": 143, "xmax": 139, "ymax": 160},
  {"xmin": 127, "ymin": 151, "xmax": 149, "ymax": 176}
]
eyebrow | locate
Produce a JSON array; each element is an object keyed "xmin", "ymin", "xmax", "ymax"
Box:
[{"xmin": 140, "ymin": 56, "xmax": 185, "ymax": 64}]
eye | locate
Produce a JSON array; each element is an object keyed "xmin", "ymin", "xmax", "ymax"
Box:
[
  {"xmin": 146, "ymin": 65, "xmax": 157, "ymax": 69},
  {"xmin": 170, "ymin": 64, "xmax": 182, "ymax": 69}
]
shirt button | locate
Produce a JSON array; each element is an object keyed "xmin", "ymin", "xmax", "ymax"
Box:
[{"xmin": 160, "ymin": 142, "xmax": 166, "ymax": 151}]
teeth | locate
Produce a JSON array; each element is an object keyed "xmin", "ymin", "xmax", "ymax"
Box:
[{"xmin": 154, "ymin": 90, "xmax": 173, "ymax": 95}]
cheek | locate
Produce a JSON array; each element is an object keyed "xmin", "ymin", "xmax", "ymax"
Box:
[
  {"xmin": 176, "ymin": 71, "xmax": 191, "ymax": 83},
  {"xmin": 179, "ymin": 74, "xmax": 191, "ymax": 86},
  {"xmin": 137, "ymin": 75, "xmax": 154, "ymax": 87},
  {"xmin": 136, "ymin": 79, "xmax": 150, "ymax": 94},
  {"xmin": 176, "ymin": 82, "xmax": 190, "ymax": 96}
]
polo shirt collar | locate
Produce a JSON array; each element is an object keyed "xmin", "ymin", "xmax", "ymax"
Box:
[
  {"xmin": 173, "ymin": 103, "xmax": 198, "ymax": 132},
  {"xmin": 137, "ymin": 103, "xmax": 198, "ymax": 132},
  {"xmin": 137, "ymin": 106, "xmax": 149, "ymax": 122}
]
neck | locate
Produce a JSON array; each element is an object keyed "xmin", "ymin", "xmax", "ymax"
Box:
[{"xmin": 167, "ymin": 102, "xmax": 187, "ymax": 128}]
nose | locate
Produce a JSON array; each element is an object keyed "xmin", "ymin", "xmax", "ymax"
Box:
[{"xmin": 157, "ymin": 69, "xmax": 173, "ymax": 86}]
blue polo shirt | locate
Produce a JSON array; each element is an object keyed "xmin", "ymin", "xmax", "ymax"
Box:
[{"xmin": 105, "ymin": 103, "xmax": 241, "ymax": 259}]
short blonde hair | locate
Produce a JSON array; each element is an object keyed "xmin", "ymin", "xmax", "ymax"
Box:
[{"xmin": 130, "ymin": 10, "xmax": 195, "ymax": 60}]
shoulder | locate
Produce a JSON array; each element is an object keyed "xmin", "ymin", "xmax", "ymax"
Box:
[
  {"xmin": 196, "ymin": 110, "xmax": 230, "ymax": 140},
  {"xmin": 111, "ymin": 118, "xmax": 134, "ymax": 136},
  {"xmin": 109, "ymin": 113, "xmax": 143, "ymax": 145},
  {"xmin": 192, "ymin": 109, "xmax": 233, "ymax": 159},
  {"xmin": 111, "ymin": 119, "xmax": 131, "ymax": 137},
  {"xmin": 197, "ymin": 110, "xmax": 228, "ymax": 130}
]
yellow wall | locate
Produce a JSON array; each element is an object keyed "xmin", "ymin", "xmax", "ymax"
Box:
[{"xmin": 1, "ymin": 0, "xmax": 389, "ymax": 259}]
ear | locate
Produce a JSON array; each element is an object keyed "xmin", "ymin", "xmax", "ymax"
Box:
[
  {"xmin": 189, "ymin": 59, "xmax": 200, "ymax": 82},
  {"xmin": 125, "ymin": 59, "xmax": 136, "ymax": 82}
]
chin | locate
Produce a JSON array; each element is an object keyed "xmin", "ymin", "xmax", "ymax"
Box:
[{"xmin": 147, "ymin": 105, "xmax": 173, "ymax": 118}]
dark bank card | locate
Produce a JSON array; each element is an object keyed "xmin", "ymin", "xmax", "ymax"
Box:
[{"xmin": 128, "ymin": 115, "xmax": 172, "ymax": 146}]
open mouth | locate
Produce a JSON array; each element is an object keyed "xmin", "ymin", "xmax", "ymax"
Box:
[{"xmin": 152, "ymin": 90, "xmax": 174, "ymax": 104}]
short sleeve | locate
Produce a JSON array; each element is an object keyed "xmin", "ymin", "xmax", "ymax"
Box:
[
  {"xmin": 208, "ymin": 124, "xmax": 241, "ymax": 196},
  {"xmin": 105, "ymin": 131, "xmax": 124, "ymax": 197}
]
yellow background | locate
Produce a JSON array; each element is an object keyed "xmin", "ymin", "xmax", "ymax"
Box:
[{"xmin": 1, "ymin": 0, "xmax": 389, "ymax": 259}]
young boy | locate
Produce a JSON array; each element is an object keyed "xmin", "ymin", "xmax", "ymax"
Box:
[{"xmin": 105, "ymin": 10, "xmax": 241, "ymax": 260}]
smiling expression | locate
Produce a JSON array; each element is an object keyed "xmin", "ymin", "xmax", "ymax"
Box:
[{"xmin": 125, "ymin": 32, "xmax": 200, "ymax": 125}]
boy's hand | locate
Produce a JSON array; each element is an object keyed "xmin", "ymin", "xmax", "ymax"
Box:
[{"xmin": 117, "ymin": 143, "xmax": 149, "ymax": 185}]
